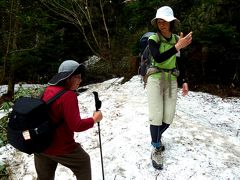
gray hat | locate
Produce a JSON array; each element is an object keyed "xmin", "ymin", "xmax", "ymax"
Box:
[
  {"xmin": 48, "ymin": 60, "xmax": 85, "ymax": 85},
  {"xmin": 151, "ymin": 6, "xmax": 179, "ymax": 26}
]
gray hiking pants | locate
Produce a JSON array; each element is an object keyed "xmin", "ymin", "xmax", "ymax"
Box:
[
  {"xmin": 146, "ymin": 76, "xmax": 178, "ymax": 126},
  {"xmin": 34, "ymin": 145, "xmax": 91, "ymax": 180}
]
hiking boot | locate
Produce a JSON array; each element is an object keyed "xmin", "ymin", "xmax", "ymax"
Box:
[
  {"xmin": 151, "ymin": 148, "xmax": 163, "ymax": 170},
  {"xmin": 159, "ymin": 145, "xmax": 165, "ymax": 152}
]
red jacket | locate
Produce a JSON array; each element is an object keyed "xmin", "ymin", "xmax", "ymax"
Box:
[{"xmin": 42, "ymin": 86, "xmax": 94, "ymax": 155}]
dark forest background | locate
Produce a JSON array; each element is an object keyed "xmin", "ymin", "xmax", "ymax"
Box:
[{"xmin": 1, "ymin": 0, "xmax": 240, "ymax": 99}]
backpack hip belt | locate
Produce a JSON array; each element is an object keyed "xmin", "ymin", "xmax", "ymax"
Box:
[{"xmin": 143, "ymin": 66, "xmax": 179, "ymax": 89}]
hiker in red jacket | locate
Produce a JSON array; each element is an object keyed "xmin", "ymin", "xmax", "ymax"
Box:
[{"xmin": 34, "ymin": 60, "xmax": 103, "ymax": 180}]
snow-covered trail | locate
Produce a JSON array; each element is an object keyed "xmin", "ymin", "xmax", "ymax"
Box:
[{"xmin": 0, "ymin": 76, "xmax": 240, "ymax": 180}]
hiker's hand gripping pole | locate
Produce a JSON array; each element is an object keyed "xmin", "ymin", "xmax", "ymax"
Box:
[{"xmin": 93, "ymin": 91, "xmax": 105, "ymax": 180}]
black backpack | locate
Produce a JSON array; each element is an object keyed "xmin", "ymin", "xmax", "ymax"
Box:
[
  {"xmin": 7, "ymin": 89, "xmax": 66, "ymax": 154},
  {"xmin": 138, "ymin": 32, "xmax": 159, "ymax": 77}
]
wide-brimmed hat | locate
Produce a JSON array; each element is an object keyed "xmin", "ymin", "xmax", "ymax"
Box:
[
  {"xmin": 48, "ymin": 60, "xmax": 85, "ymax": 85},
  {"xmin": 151, "ymin": 6, "xmax": 179, "ymax": 26}
]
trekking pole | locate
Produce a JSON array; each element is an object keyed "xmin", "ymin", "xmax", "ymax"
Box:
[{"xmin": 93, "ymin": 91, "xmax": 105, "ymax": 180}]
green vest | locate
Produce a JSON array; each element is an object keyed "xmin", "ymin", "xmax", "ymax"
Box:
[{"xmin": 148, "ymin": 33, "xmax": 178, "ymax": 80}]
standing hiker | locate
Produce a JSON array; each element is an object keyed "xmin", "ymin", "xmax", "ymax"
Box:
[
  {"xmin": 34, "ymin": 60, "xmax": 103, "ymax": 179},
  {"xmin": 146, "ymin": 6, "xmax": 192, "ymax": 169}
]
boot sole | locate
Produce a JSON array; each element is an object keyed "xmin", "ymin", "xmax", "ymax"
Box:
[{"xmin": 152, "ymin": 160, "xmax": 163, "ymax": 170}]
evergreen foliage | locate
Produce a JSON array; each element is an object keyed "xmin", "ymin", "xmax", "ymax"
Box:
[{"xmin": 0, "ymin": 0, "xmax": 239, "ymax": 97}]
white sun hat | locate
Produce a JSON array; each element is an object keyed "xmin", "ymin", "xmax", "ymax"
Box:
[{"xmin": 151, "ymin": 6, "xmax": 179, "ymax": 26}]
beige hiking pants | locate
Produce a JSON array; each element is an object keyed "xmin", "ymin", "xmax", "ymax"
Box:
[{"xmin": 146, "ymin": 76, "xmax": 178, "ymax": 126}]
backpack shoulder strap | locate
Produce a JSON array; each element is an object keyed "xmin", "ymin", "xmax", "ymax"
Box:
[
  {"xmin": 149, "ymin": 32, "xmax": 161, "ymax": 44},
  {"xmin": 156, "ymin": 32, "xmax": 161, "ymax": 44},
  {"xmin": 46, "ymin": 89, "xmax": 67, "ymax": 128},
  {"xmin": 46, "ymin": 89, "xmax": 67, "ymax": 105}
]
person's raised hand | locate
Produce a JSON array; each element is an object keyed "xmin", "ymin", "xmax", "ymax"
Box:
[{"xmin": 175, "ymin": 31, "xmax": 192, "ymax": 51}]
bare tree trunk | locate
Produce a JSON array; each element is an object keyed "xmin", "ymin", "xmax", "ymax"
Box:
[
  {"xmin": 1, "ymin": 0, "xmax": 40, "ymax": 100},
  {"xmin": 0, "ymin": 0, "xmax": 14, "ymax": 84},
  {"xmin": 41, "ymin": 0, "xmax": 111, "ymax": 60},
  {"xmin": 6, "ymin": 68, "xmax": 15, "ymax": 100},
  {"xmin": 6, "ymin": 0, "xmax": 19, "ymax": 100},
  {"xmin": 99, "ymin": 0, "xmax": 110, "ymax": 49}
]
